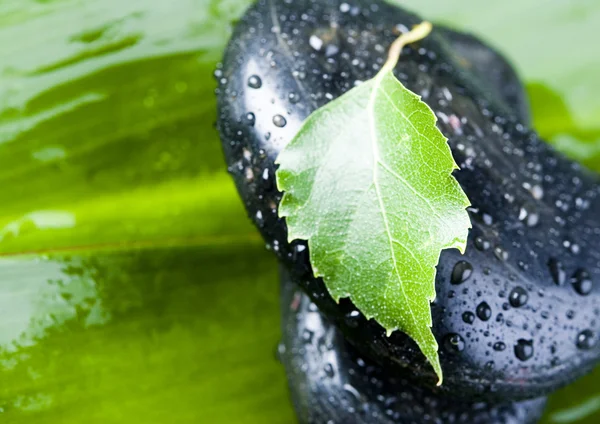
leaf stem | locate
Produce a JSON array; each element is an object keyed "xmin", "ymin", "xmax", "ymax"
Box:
[{"xmin": 379, "ymin": 21, "xmax": 433, "ymax": 75}]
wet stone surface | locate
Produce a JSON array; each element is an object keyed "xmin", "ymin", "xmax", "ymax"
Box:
[
  {"xmin": 279, "ymin": 266, "xmax": 548, "ymax": 424},
  {"xmin": 217, "ymin": 0, "xmax": 600, "ymax": 401}
]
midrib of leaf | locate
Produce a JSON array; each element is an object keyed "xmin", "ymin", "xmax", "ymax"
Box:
[
  {"xmin": 366, "ymin": 73, "xmax": 421, "ymax": 337},
  {"xmin": 276, "ymin": 22, "xmax": 470, "ymax": 385}
]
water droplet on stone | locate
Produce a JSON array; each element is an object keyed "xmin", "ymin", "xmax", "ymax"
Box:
[
  {"xmin": 476, "ymin": 302, "xmax": 492, "ymax": 321},
  {"xmin": 474, "ymin": 237, "xmax": 490, "ymax": 251},
  {"xmin": 575, "ymin": 197, "xmax": 590, "ymax": 210},
  {"xmin": 245, "ymin": 112, "xmax": 256, "ymax": 126},
  {"xmin": 571, "ymin": 269, "xmax": 593, "ymax": 296},
  {"xmin": 325, "ymin": 44, "xmax": 340, "ymax": 57},
  {"xmin": 548, "ymin": 258, "xmax": 566, "ymax": 286},
  {"xmin": 509, "ymin": 286, "xmax": 528, "ymax": 308},
  {"xmin": 255, "ymin": 210, "xmax": 264, "ymax": 226},
  {"xmin": 518, "ymin": 204, "xmax": 539, "ymax": 227},
  {"xmin": 494, "ymin": 246, "xmax": 509, "ymax": 261},
  {"xmin": 247, "ymin": 75, "xmax": 262, "ymax": 89},
  {"xmin": 345, "ymin": 310, "xmax": 360, "ymax": 328},
  {"xmin": 576, "ymin": 329, "xmax": 596, "ymax": 350},
  {"xmin": 482, "ymin": 213, "xmax": 493, "ymax": 226},
  {"xmin": 324, "ymin": 363, "xmax": 335, "ymax": 378},
  {"xmin": 514, "ymin": 339, "xmax": 534, "ymax": 361},
  {"xmin": 273, "ymin": 114, "xmax": 287, "ymax": 127},
  {"xmin": 302, "ymin": 329, "xmax": 314, "ymax": 343},
  {"xmin": 277, "ymin": 342, "xmax": 286, "ymax": 359},
  {"xmin": 262, "ymin": 168, "xmax": 270, "ymax": 181},
  {"xmin": 530, "ymin": 184, "xmax": 544, "ymax": 200},
  {"xmin": 309, "ymin": 34, "xmax": 324, "ymax": 51},
  {"xmin": 451, "ymin": 261, "xmax": 473, "ymax": 285},
  {"xmin": 493, "ymin": 342, "xmax": 506, "ymax": 352},
  {"xmin": 462, "ymin": 311, "xmax": 475, "ymax": 324},
  {"xmin": 444, "ymin": 333, "xmax": 465, "ymax": 353},
  {"xmin": 245, "ymin": 167, "xmax": 254, "ymax": 182},
  {"xmin": 288, "ymin": 92, "xmax": 299, "ymax": 103},
  {"xmin": 292, "ymin": 244, "xmax": 306, "ymax": 261}
]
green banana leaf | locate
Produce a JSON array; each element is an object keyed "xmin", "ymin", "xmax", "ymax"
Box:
[{"xmin": 0, "ymin": 0, "xmax": 598, "ymax": 422}]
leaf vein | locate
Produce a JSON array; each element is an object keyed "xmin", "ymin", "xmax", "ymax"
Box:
[{"xmin": 367, "ymin": 73, "xmax": 419, "ymax": 332}]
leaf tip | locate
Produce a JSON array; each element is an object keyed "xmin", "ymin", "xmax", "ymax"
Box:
[{"xmin": 431, "ymin": 358, "xmax": 443, "ymax": 386}]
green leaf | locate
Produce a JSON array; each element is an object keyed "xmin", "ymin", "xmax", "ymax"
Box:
[
  {"xmin": 0, "ymin": 0, "xmax": 296, "ymax": 422},
  {"xmin": 276, "ymin": 24, "xmax": 471, "ymax": 383},
  {"xmin": 0, "ymin": 0, "xmax": 257, "ymax": 256},
  {"xmin": 526, "ymin": 83, "xmax": 600, "ymax": 173},
  {"xmin": 0, "ymin": 244, "xmax": 294, "ymax": 423}
]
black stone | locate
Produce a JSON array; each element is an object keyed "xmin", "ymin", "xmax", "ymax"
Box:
[
  {"xmin": 217, "ymin": 0, "xmax": 600, "ymax": 401},
  {"xmin": 279, "ymin": 267, "xmax": 547, "ymax": 424}
]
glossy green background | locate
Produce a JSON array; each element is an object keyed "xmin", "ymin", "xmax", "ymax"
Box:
[{"xmin": 0, "ymin": 0, "xmax": 598, "ymax": 422}]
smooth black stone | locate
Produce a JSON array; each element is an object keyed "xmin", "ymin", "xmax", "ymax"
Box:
[
  {"xmin": 279, "ymin": 267, "xmax": 548, "ymax": 424},
  {"xmin": 217, "ymin": 0, "xmax": 600, "ymax": 401},
  {"xmin": 436, "ymin": 27, "xmax": 530, "ymax": 125}
]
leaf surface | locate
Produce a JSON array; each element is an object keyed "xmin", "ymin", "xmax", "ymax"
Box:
[{"xmin": 276, "ymin": 55, "xmax": 471, "ymax": 382}]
